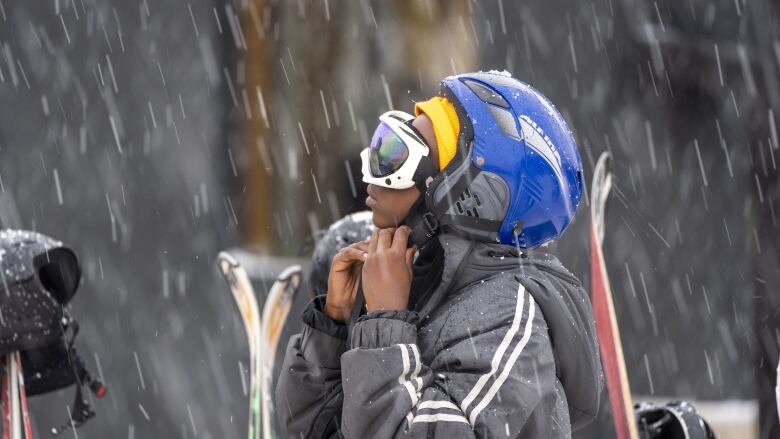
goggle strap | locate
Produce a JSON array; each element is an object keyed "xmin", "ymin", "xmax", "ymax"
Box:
[
  {"xmin": 412, "ymin": 155, "xmax": 438, "ymax": 194},
  {"xmin": 403, "ymin": 197, "xmax": 437, "ymax": 248},
  {"xmin": 402, "ymin": 121, "xmax": 428, "ymax": 147},
  {"xmin": 439, "ymin": 214, "xmax": 502, "ymax": 231},
  {"xmin": 404, "ymin": 164, "xmax": 485, "ymax": 247}
]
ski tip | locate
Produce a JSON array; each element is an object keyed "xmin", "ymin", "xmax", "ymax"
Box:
[
  {"xmin": 594, "ymin": 151, "xmax": 612, "ymax": 174},
  {"xmin": 277, "ymin": 265, "xmax": 302, "ymax": 287},
  {"xmin": 591, "ymin": 151, "xmax": 614, "ymax": 196},
  {"xmin": 590, "ymin": 151, "xmax": 614, "ymax": 247},
  {"xmin": 216, "ymin": 251, "xmax": 240, "ymax": 269}
]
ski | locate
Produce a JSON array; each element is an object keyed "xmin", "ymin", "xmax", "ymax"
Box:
[
  {"xmin": 259, "ymin": 265, "xmax": 302, "ymax": 439},
  {"xmin": 776, "ymin": 355, "xmax": 779, "ymax": 426},
  {"xmin": 9, "ymin": 354, "xmax": 19, "ymax": 439},
  {"xmin": 217, "ymin": 252, "xmax": 262, "ymax": 439},
  {"xmin": 2, "ymin": 352, "xmax": 30, "ymax": 439},
  {"xmin": 218, "ymin": 251, "xmax": 302, "ymax": 439},
  {"xmin": 590, "ymin": 152, "xmax": 639, "ymax": 439},
  {"xmin": 2, "ymin": 355, "xmax": 10, "ymax": 439},
  {"xmin": 14, "ymin": 354, "xmax": 32, "ymax": 439}
]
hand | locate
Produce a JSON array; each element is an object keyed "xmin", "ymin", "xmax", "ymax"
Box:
[
  {"xmin": 362, "ymin": 226, "xmax": 417, "ymax": 313},
  {"xmin": 324, "ymin": 241, "xmax": 369, "ymax": 322}
]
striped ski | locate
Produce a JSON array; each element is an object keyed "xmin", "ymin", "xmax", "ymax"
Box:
[
  {"xmin": 259, "ymin": 265, "xmax": 301, "ymax": 439},
  {"xmin": 218, "ymin": 252, "xmax": 262, "ymax": 439},
  {"xmin": 218, "ymin": 252, "xmax": 302, "ymax": 439}
]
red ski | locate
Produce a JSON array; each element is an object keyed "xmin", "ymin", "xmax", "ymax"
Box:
[
  {"xmin": 590, "ymin": 152, "xmax": 638, "ymax": 439},
  {"xmin": 2, "ymin": 352, "xmax": 33, "ymax": 439}
]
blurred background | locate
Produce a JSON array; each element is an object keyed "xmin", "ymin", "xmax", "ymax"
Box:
[{"xmin": 1, "ymin": 0, "xmax": 779, "ymax": 437}]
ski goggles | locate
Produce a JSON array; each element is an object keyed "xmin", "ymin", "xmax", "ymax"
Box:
[{"xmin": 360, "ymin": 111, "xmax": 430, "ymax": 190}]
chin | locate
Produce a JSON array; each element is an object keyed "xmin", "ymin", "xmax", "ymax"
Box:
[
  {"xmin": 371, "ymin": 214, "xmax": 386, "ymax": 228},
  {"xmin": 371, "ymin": 212, "xmax": 395, "ymax": 229}
]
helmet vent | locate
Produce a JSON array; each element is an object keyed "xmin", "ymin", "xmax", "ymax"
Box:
[
  {"xmin": 455, "ymin": 188, "xmax": 481, "ymax": 218},
  {"xmin": 464, "ymin": 208, "xmax": 479, "ymax": 217},
  {"xmin": 461, "ymin": 79, "xmax": 510, "ymax": 108}
]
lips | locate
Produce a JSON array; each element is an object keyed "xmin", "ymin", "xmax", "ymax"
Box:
[{"xmin": 365, "ymin": 186, "xmax": 378, "ymax": 209}]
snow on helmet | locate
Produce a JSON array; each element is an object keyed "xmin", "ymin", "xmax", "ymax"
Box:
[
  {"xmin": 308, "ymin": 211, "xmax": 374, "ymax": 297},
  {"xmin": 410, "ymin": 71, "xmax": 584, "ymax": 248}
]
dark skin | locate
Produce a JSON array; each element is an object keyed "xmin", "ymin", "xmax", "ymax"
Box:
[{"xmin": 324, "ymin": 114, "xmax": 439, "ymax": 321}]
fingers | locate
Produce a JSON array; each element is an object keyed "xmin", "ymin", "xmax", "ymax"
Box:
[
  {"xmin": 332, "ymin": 247, "xmax": 367, "ymax": 271},
  {"xmin": 332, "ymin": 241, "xmax": 369, "ymax": 269},
  {"xmin": 368, "ymin": 230, "xmax": 379, "ymax": 254},
  {"xmin": 392, "ymin": 226, "xmax": 412, "ymax": 252},
  {"xmin": 349, "ymin": 264, "xmax": 363, "ymax": 297},
  {"xmin": 342, "ymin": 247, "xmax": 368, "ymax": 261},
  {"xmin": 349, "ymin": 240, "xmax": 370, "ymax": 253},
  {"xmin": 378, "ymin": 228, "xmax": 394, "ymax": 249}
]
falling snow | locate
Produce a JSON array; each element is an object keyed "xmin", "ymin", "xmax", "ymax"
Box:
[{"xmin": 0, "ymin": 0, "xmax": 779, "ymax": 438}]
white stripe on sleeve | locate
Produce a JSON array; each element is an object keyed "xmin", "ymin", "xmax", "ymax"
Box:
[
  {"xmin": 398, "ymin": 343, "xmax": 410, "ymax": 385},
  {"xmin": 461, "ymin": 283, "xmax": 527, "ymax": 412},
  {"xmin": 468, "ymin": 295, "xmax": 536, "ymax": 425},
  {"xmin": 397, "ymin": 344, "xmax": 419, "ymax": 405},
  {"xmin": 403, "ymin": 381, "xmax": 419, "ymax": 405},
  {"xmin": 412, "ymin": 413, "xmax": 470, "ymax": 424}
]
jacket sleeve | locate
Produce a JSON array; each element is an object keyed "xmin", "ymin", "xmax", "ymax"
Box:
[
  {"xmin": 340, "ymin": 278, "xmax": 566, "ymax": 438},
  {"xmin": 275, "ymin": 296, "xmax": 348, "ymax": 439}
]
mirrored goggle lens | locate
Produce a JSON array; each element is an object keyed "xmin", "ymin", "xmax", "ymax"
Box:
[{"xmin": 368, "ymin": 122, "xmax": 409, "ymax": 177}]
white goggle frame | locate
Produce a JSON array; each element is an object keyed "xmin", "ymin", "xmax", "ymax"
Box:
[{"xmin": 360, "ymin": 110, "xmax": 430, "ymax": 190}]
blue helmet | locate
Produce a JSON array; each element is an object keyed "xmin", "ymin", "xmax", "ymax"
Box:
[{"xmin": 413, "ymin": 71, "xmax": 583, "ymax": 248}]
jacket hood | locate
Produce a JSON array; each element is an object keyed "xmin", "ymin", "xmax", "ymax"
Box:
[{"xmin": 424, "ymin": 233, "xmax": 603, "ymax": 430}]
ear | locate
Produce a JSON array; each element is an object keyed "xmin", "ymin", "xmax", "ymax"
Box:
[{"xmin": 34, "ymin": 247, "xmax": 81, "ymax": 304}]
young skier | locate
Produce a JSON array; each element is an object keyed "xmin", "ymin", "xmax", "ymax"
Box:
[{"xmin": 276, "ymin": 71, "xmax": 603, "ymax": 438}]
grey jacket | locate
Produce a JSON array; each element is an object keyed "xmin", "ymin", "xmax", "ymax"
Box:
[{"xmin": 276, "ymin": 233, "xmax": 602, "ymax": 438}]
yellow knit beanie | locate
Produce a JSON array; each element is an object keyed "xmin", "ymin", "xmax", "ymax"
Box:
[{"xmin": 414, "ymin": 97, "xmax": 459, "ymax": 170}]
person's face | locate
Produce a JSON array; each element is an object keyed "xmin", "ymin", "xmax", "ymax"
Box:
[{"xmin": 366, "ymin": 113, "xmax": 439, "ymax": 228}]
